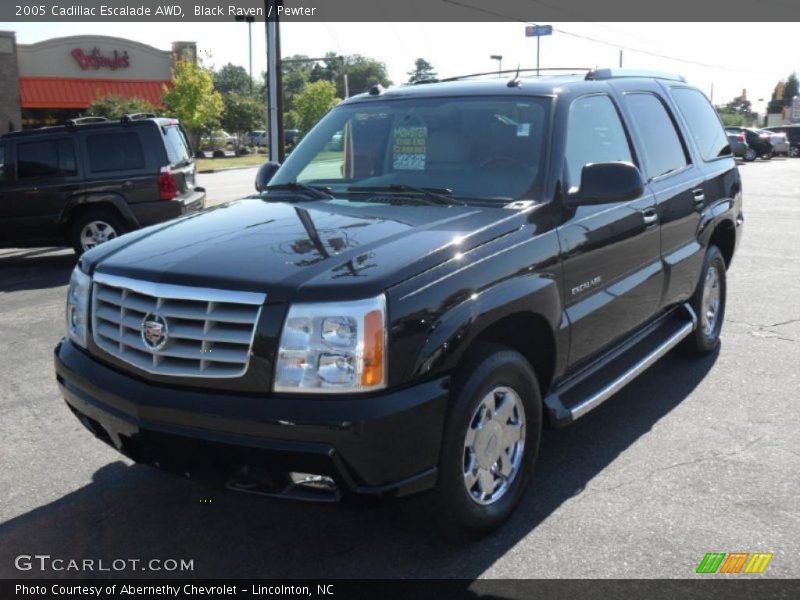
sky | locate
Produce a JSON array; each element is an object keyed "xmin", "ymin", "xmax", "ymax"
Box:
[{"xmin": 3, "ymin": 21, "xmax": 799, "ymax": 114}]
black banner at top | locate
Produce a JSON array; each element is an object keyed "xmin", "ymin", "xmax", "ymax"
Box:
[{"xmin": 2, "ymin": 0, "xmax": 800, "ymax": 21}]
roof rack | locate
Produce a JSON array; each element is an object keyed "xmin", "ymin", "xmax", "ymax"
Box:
[
  {"xmin": 436, "ymin": 67, "xmax": 591, "ymax": 83},
  {"xmin": 65, "ymin": 116, "xmax": 109, "ymax": 127},
  {"xmin": 121, "ymin": 112, "xmax": 157, "ymax": 122},
  {"xmin": 585, "ymin": 68, "xmax": 686, "ymax": 83}
]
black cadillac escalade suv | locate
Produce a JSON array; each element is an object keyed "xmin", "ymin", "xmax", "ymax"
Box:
[{"xmin": 55, "ymin": 69, "xmax": 743, "ymax": 534}]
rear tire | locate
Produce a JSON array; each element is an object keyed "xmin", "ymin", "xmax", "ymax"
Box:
[
  {"xmin": 682, "ymin": 245, "xmax": 726, "ymax": 356},
  {"xmin": 433, "ymin": 343, "xmax": 542, "ymax": 536},
  {"xmin": 743, "ymin": 148, "xmax": 757, "ymax": 162},
  {"xmin": 69, "ymin": 209, "xmax": 126, "ymax": 255},
  {"xmin": 789, "ymin": 146, "xmax": 799, "ymax": 158},
  {"xmin": 761, "ymin": 150, "xmax": 773, "ymax": 160}
]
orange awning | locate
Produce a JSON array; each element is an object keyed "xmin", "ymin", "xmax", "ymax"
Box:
[{"xmin": 19, "ymin": 77, "xmax": 171, "ymax": 109}]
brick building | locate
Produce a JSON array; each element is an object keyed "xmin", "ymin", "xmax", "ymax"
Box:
[{"xmin": 0, "ymin": 32, "xmax": 196, "ymax": 133}]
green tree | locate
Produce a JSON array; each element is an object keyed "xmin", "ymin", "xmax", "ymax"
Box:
[
  {"xmin": 86, "ymin": 95, "xmax": 158, "ymax": 120},
  {"xmin": 214, "ymin": 63, "xmax": 254, "ymax": 95},
  {"xmin": 221, "ymin": 93, "xmax": 265, "ymax": 147},
  {"xmin": 293, "ymin": 80, "xmax": 340, "ymax": 132},
  {"xmin": 783, "ymin": 73, "xmax": 799, "ymax": 107},
  {"xmin": 407, "ymin": 58, "xmax": 437, "ymax": 84},
  {"xmin": 309, "ymin": 53, "xmax": 391, "ymax": 98},
  {"xmin": 163, "ymin": 61, "xmax": 224, "ymax": 151}
]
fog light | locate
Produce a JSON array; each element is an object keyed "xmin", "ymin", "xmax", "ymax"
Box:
[{"xmin": 289, "ymin": 472, "xmax": 336, "ymax": 491}]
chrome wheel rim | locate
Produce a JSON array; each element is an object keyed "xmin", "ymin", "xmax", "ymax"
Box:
[
  {"xmin": 463, "ymin": 386, "xmax": 526, "ymax": 506},
  {"xmin": 80, "ymin": 221, "xmax": 117, "ymax": 251},
  {"xmin": 701, "ymin": 265, "xmax": 721, "ymax": 336}
]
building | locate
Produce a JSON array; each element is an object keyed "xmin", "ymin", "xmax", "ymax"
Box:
[{"xmin": 0, "ymin": 32, "xmax": 196, "ymax": 133}]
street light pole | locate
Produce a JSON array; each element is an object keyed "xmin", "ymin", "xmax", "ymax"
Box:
[
  {"xmin": 235, "ymin": 15, "xmax": 255, "ymax": 94},
  {"xmin": 490, "ymin": 54, "xmax": 503, "ymax": 78}
]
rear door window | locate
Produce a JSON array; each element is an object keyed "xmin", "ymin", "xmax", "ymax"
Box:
[
  {"xmin": 624, "ymin": 93, "xmax": 688, "ymax": 179},
  {"xmin": 86, "ymin": 131, "xmax": 146, "ymax": 173},
  {"xmin": 162, "ymin": 125, "xmax": 191, "ymax": 166},
  {"xmin": 17, "ymin": 139, "xmax": 77, "ymax": 179},
  {"xmin": 671, "ymin": 88, "xmax": 730, "ymax": 161}
]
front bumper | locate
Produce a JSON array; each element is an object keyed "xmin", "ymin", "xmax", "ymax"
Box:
[{"xmin": 55, "ymin": 339, "xmax": 448, "ymax": 501}]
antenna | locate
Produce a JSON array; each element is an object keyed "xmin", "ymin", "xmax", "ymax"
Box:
[{"xmin": 507, "ymin": 64, "xmax": 522, "ymax": 88}]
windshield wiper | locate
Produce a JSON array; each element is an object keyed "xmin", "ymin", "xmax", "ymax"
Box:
[
  {"xmin": 265, "ymin": 182, "xmax": 334, "ymax": 200},
  {"xmin": 347, "ymin": 184, "xmax": 465, "ymax": 206}
]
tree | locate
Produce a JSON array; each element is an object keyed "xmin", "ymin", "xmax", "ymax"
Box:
[
  {"xmin": 293, "ymin": 80, "xmax": 340, "ymax": 132},
  {"xmin": 163, "ymin": 61, "xmax": 224, "ymax": 151},
  {"xmin": 407, "ymin": 58, "xmax": 437, "ymax": 84},
  {"xmin": 716, "ymin": 93, "xmax": 755, "ymax": 127},
  {"xmin": 784, "ymin": 73, "xmax": 799, "ymax": 107},
  {"xmin": 221, "ymin": 93, "xmax": 265, "ymax": 147},
  {"xmin": 309, "ymin": 53, "xmax": 391, "ymax": 98},
  {"xmin": 86, "ymin": 95, "xmax": 158, "ymax": 120},
  {"xmin": 214, "ymin": 63, "xmax": 254, "ymax": 95}
]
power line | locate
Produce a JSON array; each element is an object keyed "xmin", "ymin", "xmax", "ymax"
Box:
[{"xmin": 440, "ymin": 0, "xmax": 786, "ymax": 77}]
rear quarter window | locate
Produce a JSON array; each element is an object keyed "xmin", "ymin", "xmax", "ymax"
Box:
[
  {"xmin": 86, "ymin": 131, "xmax": 145, "ymax": 173},
  {"xmin": 162, "ymin": 125, "xmax": 191, "ymax": 165},
  {"xmin": 671, "ymin": 87, "xmax": 730, "ymax": 161}
]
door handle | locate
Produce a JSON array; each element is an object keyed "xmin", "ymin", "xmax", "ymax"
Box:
[
  {"xmin": 642, "ymin": 208, "xmax": 659, "ymax": 226},
  {"xmin": 121, "ymin": 181, "xmax": 134, "ymax": 190},
  {"xmin": 692, "ymin": 188, "xmax": 705, "ymax": 205}
]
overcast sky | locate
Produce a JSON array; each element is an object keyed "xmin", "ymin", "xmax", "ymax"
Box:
[{"xmin": 4, "ymin": 22, "xmax": 799, "ymax": 114}]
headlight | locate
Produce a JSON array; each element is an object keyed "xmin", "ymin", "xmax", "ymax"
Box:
[
  {"xmin": 274, "ymin": 294, "xmax": 387, "ymax": 394},
  {"xmin": 66, "ymin": 266, "xmax": 91, "ymax": 348}
]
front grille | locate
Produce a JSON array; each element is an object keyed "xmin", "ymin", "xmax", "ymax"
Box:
[{"xmin": 91, "ymin": 272, "xmax": 265, "ymax": 378}]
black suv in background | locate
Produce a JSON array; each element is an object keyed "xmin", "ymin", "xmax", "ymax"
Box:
[
  {"xmin": 724, "ymin": 126, "xmax": 773, "ymax": 161},
  {"xmin": 764, "ymin": 124, "xmax": 800, "ymax": 158},
  {"xmin": 55, "ymin": 70, "xmax": 742, "ymax": 534},
  {"xmin": 0, "ymin": 115, "xmax": 205, "ymax": 254}
]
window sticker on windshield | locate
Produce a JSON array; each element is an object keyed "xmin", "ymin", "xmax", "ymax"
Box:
[
  {"xmin": 517, "ymin": 123, "xmax": 531, "ymax": 137},
  {"xmin": 392, "ymin": 126, "xmax": 427, "ymax": 170}
]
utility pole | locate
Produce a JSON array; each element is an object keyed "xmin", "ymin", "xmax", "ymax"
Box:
[{"xmin": 265, "ymin": 0, "xmax": 284, "ymax": 162}]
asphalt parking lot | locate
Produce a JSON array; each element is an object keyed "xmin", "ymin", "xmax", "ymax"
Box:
[{"xmin": 0, "ymin": 158, "xmax": 798, "ymax": 579}]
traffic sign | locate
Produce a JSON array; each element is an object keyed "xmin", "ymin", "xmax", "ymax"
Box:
[{"xmin": 525, "ymin": 24, "xmax": 553, "ymax": 37}]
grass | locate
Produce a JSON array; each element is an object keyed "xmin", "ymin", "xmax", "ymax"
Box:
[{"xmin": 196, "ymin": 154, "xmax": 267, "ymax": 172}]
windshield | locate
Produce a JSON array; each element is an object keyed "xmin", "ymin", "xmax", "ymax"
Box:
[{"xmin": 271, "ymin": 95, "xmax": 551, "ymax": 201}]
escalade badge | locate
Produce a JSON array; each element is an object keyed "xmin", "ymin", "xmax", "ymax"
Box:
[{"xmin": 141, "ymin": 314, "xmax": 169, "ymax": 351}]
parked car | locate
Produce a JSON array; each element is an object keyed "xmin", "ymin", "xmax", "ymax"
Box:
[
  {"xmin": 284, "ymin": 128, "xmax": 300, "ymax": 150},
  {"xmin": 763, "ymin": 125, "xmax": 800, "ymax": 157},
  {"xmin": 244, "ymin": 130, "xmax": 267, "ymax": 147},
  {"xmin": 757, "ymin": 129, "xmax": 790, "ymax": 156},
  {"xmin": 201, "ymin": 130, "xmax": 238, "ymax": 149},
  {"xmin": 56, "ymin": 69, "xmax": 742, "ymax": 534},
  {"xmin": 0, "ymin": 115, "xmax": 205, "ymax": 254},
  {"xmin": 726, "ymin": 131, "xmax": 749, "ymax": 159},
  {"xmin": 725, "ymin": 126, "xmax": 773, "ymax": 160}
]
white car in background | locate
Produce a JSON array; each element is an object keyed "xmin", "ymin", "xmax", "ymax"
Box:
[{"xmin": 758, "ymin": 129, "xmax": 790, "ymax": 156}]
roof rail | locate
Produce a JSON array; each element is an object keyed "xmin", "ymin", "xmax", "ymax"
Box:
[
  {"xmin": 65, "ymin": 116, "xmax": 109, "ymax": 127},
  {"xmin": 439, "ymin": 67, "xmax": 591, "ymax": 83},
  {"xmin": 585, "ymin": 68, "xmax": 686, "ymax": 83},
  {"xmin": 121, "ymin": 112, "xmax": 157, "ymax": 122}
]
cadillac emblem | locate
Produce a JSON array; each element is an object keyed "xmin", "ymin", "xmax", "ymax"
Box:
[{"xmin": 141, "ymin": 314, "xmax": 169, "ymax": 351}]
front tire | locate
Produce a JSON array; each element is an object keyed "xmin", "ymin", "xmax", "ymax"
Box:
[
  {"xmin": 743, "ymin": 148, "xmax": 757, "ymax": 162},
  {"xmin": 682, "ymin": 245, "xmax": 726, "ymax": 355},
  {"xmin": 433, "ymin": 344, "xmax": 542, "ymax": 536},
  {"xmin": 789, "ymin": 146, "xmax": 799, "ymax": 158}
]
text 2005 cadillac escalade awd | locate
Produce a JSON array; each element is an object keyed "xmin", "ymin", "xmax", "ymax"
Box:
[{"xmin": 55, "ymin": 69, "xmax": 742, "ymax": 534}]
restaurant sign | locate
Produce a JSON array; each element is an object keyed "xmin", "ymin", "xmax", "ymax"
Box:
[{"xmin": 71, "ymin": 47, "xmax": 130, "ymax": 70}]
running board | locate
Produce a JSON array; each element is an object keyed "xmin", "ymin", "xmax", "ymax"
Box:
[{"xmin": 545, "ymin": 303, "xmax": 697, "ymax": 427}]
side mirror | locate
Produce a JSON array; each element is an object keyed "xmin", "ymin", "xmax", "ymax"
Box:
[
  {"xmin": 255, "ymin": 161, "xmax": 280, "ymax": 192},
  {"xmin": 567, "ymin": 162, "xmax": 644, "ymax": 206}
]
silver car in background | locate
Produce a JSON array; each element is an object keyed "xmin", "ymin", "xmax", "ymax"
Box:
[{"xmin": 758, "ymin": 129, "xmax": 790, "ymax": 156}]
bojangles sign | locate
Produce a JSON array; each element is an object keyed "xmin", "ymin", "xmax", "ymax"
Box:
[{"xmin": 71, "ymin": 47, "xmax": 130, "ymax": 70}]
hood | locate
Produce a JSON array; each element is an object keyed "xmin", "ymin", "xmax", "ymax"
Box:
[{"xmin": 87, "ymin": 198, "xmax": 530, "ymax": 302}]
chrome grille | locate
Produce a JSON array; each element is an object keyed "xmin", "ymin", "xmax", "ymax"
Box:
[{"xmin": 91, "ymin": 272, "xmax": 265, "ymax": 378}]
